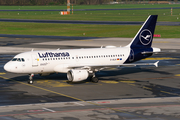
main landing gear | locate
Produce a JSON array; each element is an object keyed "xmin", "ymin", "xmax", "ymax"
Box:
[
  {"xmin": 28, "ymin": 73, "xmax": 34, "ymax": 84},
  {"xmin": 90, "ymin": 72, "xmax": 99, "ymax": 83},
  {"xmin": 91, "ymin": 77, "xmax": 99, "ymax": 83}
]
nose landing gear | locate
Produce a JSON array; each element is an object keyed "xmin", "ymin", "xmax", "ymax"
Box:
[{"xmin": 28, "ymin": 73, "xmax": 34, "ymax": 84}]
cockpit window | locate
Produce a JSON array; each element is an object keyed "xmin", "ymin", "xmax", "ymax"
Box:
[
  {"xmin": 11, "ymin": 58, "xmax": 25, "ymax": 62},
  {"xmin": 21, "ymin": 58, "xmax": 25, "ymax": 62},
  {"xmin": 12, "ymin": 58, "xmax": 17, "ymax": 61},
  {"xmin": 17, "ymin": 58, "xmax": 21, "ymax": 62}
]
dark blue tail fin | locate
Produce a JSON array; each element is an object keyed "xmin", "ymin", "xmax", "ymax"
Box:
[{"xmin": 127, "ymin": 15, "xmax": 158, "ymax": 48}]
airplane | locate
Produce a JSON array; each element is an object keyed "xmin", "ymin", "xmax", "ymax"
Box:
[{"xmin": 4, "ymin": 15, "xmax": 161, "ymax": 84}]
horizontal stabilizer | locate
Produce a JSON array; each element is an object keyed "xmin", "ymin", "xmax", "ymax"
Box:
[
  {"xmin": 142, "ymin": 47, "xmax": 161, "ymax": 54},
  {"xmin": 141, "ymin": 51, "xmax": 160, "ymax": 54}
]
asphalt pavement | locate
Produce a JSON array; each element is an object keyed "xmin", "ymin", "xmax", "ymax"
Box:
[
  {"xmin": 0, "ymin": 18, "xmax": 180, "ymax": 26},
  {"xmin": 0, "ymin": 36, "xmax": 180, "ymax": 119}
]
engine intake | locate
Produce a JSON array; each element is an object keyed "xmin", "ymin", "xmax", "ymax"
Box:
[{"xmin": 67, "ymin": 69, "xmax": 89, "ymax": 82}]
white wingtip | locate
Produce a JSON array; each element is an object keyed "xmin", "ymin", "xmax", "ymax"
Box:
[{"xmin": 154, "ymin": 61, "xmax": 159, "ymax": 67}]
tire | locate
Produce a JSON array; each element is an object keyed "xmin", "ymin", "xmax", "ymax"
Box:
[
  {"xmin": 28, "ymin": 80, "xmax": 33, "ymax": 84},
  {"xmin": 91, "ymin": 77, "xmax": 99, "ymax": 83}
]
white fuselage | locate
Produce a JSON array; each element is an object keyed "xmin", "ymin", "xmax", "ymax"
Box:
[
  {"xmin": 4, "ymin": 46, "xmax": 130, "ymax": 74},
  {"xmin": 4, "ymin": 15, "xmax": 160, "ymax": 83}
]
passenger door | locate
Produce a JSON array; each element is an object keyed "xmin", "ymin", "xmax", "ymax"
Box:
[{"xmin": 31, "ymin": 54, "xmax": 38, "ymax": 67}]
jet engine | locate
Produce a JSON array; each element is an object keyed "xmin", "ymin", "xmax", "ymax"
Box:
[{"xmin": 67, "ymin": 69, "xmax": 89, "ymax": 82}]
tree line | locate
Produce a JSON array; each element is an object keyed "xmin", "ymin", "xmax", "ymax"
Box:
[{"xmin": 0, "ymin": 0, "xmax": 178, "ymax": 5}]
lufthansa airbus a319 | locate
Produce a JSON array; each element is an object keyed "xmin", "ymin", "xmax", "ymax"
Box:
[{"xmin": 4, "ymin": 15, "xmax": 161, "ymax": 84}]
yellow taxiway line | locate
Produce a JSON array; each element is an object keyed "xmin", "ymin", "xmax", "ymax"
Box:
[{"xmin": 0, "ymin": 75, "xmax": 147, "ymax": 119}]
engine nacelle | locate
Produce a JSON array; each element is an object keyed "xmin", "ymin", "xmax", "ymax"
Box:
[{"xmin": 67, "ymin": 69, "xmax": 89, "ymax": 82}]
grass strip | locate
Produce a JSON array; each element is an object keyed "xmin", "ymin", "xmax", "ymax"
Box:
[
  {"xmin": 0, "ymin": 22, "xmax": 179, "ymax": 38},
  {"xmin": 0, "ymin": 8, "xmax": 180, "ymax": 22}
]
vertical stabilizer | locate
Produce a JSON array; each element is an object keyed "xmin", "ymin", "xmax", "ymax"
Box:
[{"xmin": 127, "ymin": 15, "xmax": 158, "ymax": 48}]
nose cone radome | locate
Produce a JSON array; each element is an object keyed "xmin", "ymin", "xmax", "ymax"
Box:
[
  {"xmin": 4, "ymin": 62, "xmax": 18, "ymax": 73},
  {"xmin": 4, "ymin": 62, "xmax": 11, "ymax": 72}
]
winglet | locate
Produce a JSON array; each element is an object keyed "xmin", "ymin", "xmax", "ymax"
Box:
[{"xmin": 154, "ymin": 61, "xmax": 159, "ymax": 67}]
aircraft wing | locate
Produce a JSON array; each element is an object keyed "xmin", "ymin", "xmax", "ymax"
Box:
[
  {"xmin": 120, "ymin": 61, "xmax": 159, "ymax": 67},
  {"xmin": 67, "ymin": 61, "xmax": 159, "ymax": 71}
]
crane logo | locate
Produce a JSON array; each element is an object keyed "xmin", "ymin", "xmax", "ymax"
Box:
[{"xmin": 139, "ymin": 29, "xmax": 152, "ymax": 45}]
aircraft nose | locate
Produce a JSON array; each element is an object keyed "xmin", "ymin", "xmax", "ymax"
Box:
[
  {"xmin": 4, "ymin": 62, "xmax": 22, "ymax": 73},
  {"xmin": 4, "ymin": 62, "xmax": 11, "ymax": 72}
]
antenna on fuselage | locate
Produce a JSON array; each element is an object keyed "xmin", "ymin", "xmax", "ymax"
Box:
[{"xmin": 31, "ymin": 49, "xmax": 34, "ymax": 52}]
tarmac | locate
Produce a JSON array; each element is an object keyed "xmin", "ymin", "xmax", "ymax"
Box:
[
  {"xmin": 0, "ymin": 36, "xmax": 180, "ymax": 120},
  {"xmin": 0, "ymin": 37, "xmax": 180, "ymax": 53},
  {"xmin": 1, "ymin": 18, "xmax": 180, "ymax": 26}
]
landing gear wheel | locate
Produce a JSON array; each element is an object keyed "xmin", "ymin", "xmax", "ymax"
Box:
[
  {"xmin": 28, "ymin": 80, "xmax": 33, "ymax": 84},
  {"xmin": 91, "ymin": 77, "xmax": 99, "ymax": 83}
]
